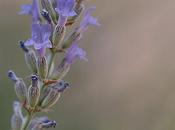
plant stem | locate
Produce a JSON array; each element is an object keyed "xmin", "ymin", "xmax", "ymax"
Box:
[
  {"xmin": 21, "ymin": 113, "xmax": 33, "ymax": 130},
  {"xmin": 48, "ymin": 51, "xmax": 56, "ymax": 77}
]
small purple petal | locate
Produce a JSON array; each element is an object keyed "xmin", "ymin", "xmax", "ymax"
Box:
[
  {"xmin": 38, "ymin": 48, "xmax": 46, "ymax": 57},
  {"xmin": 56, "ymin": 0, "xmax": 76, "ymax": 17},
  {"xmin": 45, "ymin": 40, "xmax": 52, "ymax": 48},
  {"xmin": 32, "ymin": 0, "xmax": 40, "ymax": 22},
  {"xmin": 41, "ymin": 24, "xmax": 52, "ymax": 42},
  {"xmin": 19, "ymin": 0, "xmax": 40, "ymax": 23},
  {"xmin": 19, "ymin": 4, "xmax": 32, "ymax": 15},
  {"xmin": 79, "ymin": 6, "xmax": 100, "ymax": 32},
  {"xmin": 32, "ymin": 24, "xmax": 42, "ymax": 44},
  {"xmin": 65, "ymin": 43, "xmax": 87, "ymax": 64},
  {"xmin": 31, "ymin": 23, "xmax": 52, "ymax": 48},
  {"xmin": 25, "ymin": 39, "xmax": 34, "ymax": 46},
  {"xmin": 26, "ymin": 23, "xmax": 52, "ymax": 56}
]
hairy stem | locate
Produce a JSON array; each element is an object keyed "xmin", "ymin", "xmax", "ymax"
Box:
[
  {"xmin": 48, "ymin": 51, "xmax": 56, "ymax": 77},
  {"xmin": 21, "ymin": 113, "xmax": 33, "ymax": 130}
]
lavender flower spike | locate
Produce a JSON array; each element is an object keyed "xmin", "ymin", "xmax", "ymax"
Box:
[
  {"xmin": 78, "ymin": 6, "xmax": 100, "ymax": 33},
  {"xmin": 9, "ymin": 0, "xmax": 99, "ymax": 129},
  {"xmin": 19, "ymin": 0, "xmax": 40, "ymax": 23},
  {"xmin": 56, "ymin": 0, "xmax": 77, "ymax": 26},
  {"xmin": 25, "ymin": 23, "xmax": 52, "ymax": 57},
  {"xmin": 65, "ymin": 43, "xmax": 87, "ymax": 64}
]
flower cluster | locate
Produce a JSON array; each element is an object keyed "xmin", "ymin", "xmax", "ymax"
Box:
[{"xmin": 8, "ymin": 0, "xmax": 99, "ymax": 130}]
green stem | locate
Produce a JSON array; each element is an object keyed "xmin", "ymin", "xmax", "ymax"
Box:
[
  {"xmin": 21, "ymin": 113, "xmax": 33, "ymax": 130},
  {"xmin": 48, "ymin": 51, "xmax": 56, "ymax": 77}
]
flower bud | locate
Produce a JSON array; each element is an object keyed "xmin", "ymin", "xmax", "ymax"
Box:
[
  {"xmin": 28, "ymin": 75, "xmax": 40, "ymax": 108},
  {"xmin": 25, "ymin": 50, "xmax": 38, "ymax": 74},
  {"xmin": 41, "ymin": 0, "xmax": 57, "ymax": 22},
  {"xmin": 37, "ymin": 56, "xmax": 48, "ymax": 79},
  {"xmin": 29, "ymin": 117, "xmax": 57, "ymax": 130},
  {"xmin": 20, "ymin": 41, "xmax": 38, "ymax": 74},
  {"xmin": 41, "ymin": 80, "xmax": 70, "ymax": 109},
  {"xmin": 55, "ymin": 80, "xmax": 70, "ymax": 92},
  {"xmin": 40, "ymin": 86, "xmax": 60, "ymax": 109},
  {"xmin": 41, "ymin": 9, "xmax": 52, "ymax": 24},
  {"xmin": 8, "ymin": 70, "xmax": 18, "ymax": 82},
  {"xmin": 15, "ymin": 79, "xmax": 28, "ymax": 103},
  {"xmin": 66, "ymin": 3, "xmax": 84, "ymax": 26},
  {"xmin": 8, "ymin": 70, "xmax": 28, "ymax": 103},
  {"xmin": 52, "ymin": 25, "xmax": 66, "ymax": 48},
  {"xmin": 62, "ymin": 30, "xmax": 81, "ymax": 49},
  {"xmin": 51, "ymin": 60, "xmax": 70, "ymax": 80},
  {"xmin": 39, "ymin": 118, "xmax": 56, "ymax": 129},
  {"xmin": 11, "ymin": 101, "xmax": 23, "ymax": 130}
]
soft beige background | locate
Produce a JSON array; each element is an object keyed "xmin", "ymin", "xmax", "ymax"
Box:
[{"xmin": 1, "ymin": 0, "xmax": 175, "ymax": 130}]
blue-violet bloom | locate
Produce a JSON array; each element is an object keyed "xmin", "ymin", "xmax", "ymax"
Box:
[
  {"xmin": 79, "ymin": 6, "xmax": 100, "ymax": 33},
  {"xmin": 19, "ymin": 0, "xmax": 40, "ymax": 23},
  {"xmin": 55, "ymin": 0, "xmax": 77, "ymax": 26},
  {"xmin": 64, "ymin": 43, "xmax": 87, "ymax": 64},
  {"xmin": 25, "ymin": 23, "xmax": 52, "ymax": 57}
]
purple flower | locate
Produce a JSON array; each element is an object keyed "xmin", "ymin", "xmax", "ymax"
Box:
[
  {"xmin": 56, "ymin": 0, "xmax": 76, "ymax": 17},
  {"xmin": 29, "ymin": 117, "xmax": 56, "ymax": 129},
  {"xmin": 64, "ymin": 43, "xmax": 87, "ymax": 64},
  {"xmin": 25, "ymin": 23, "xmax": 52, "ymax": 56},
  {"xmin": 19, "ymin": 0, "xmax": 40, "ymax": 23},
  {"xmin": 19, "ymin": 5, "xmax": 32, "ymax": 15},
  {"xmin": 55, "ymin": 0, "xmax": 76, "ymax": 26},
  {"xmin": 79, "ymin": 6, "xmax": 100, "ymax": 32}
]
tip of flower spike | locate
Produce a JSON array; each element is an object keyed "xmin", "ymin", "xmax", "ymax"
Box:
[
  {"xmin": 42, "ymin": 119, "xmax": 57, "ymax": 128},
  {"xmin": 31, "ymin": 75, "xmax": 38, "ymax": 81},
  {"xmin": 19, "ymin": 41, "xmax": 29, "ymax": 52},
  {"xmin": 30, "ymin": 117, "xmax": 57, "ymax": 129},
  {"xmin": 54, "ymin": 80, "xmax": 70, "ymax": 92},
  {"xmin": 41, "ymin": 9, "xmax": 51, "ymax": 23},
  {"xmin": 8, "ymin": 70, "xmax": 18, "ymax": 82}
]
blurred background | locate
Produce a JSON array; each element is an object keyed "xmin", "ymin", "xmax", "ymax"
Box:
[{"xmin": 1, "ymin": 0, "xmax": 175, "ymax": 130}]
